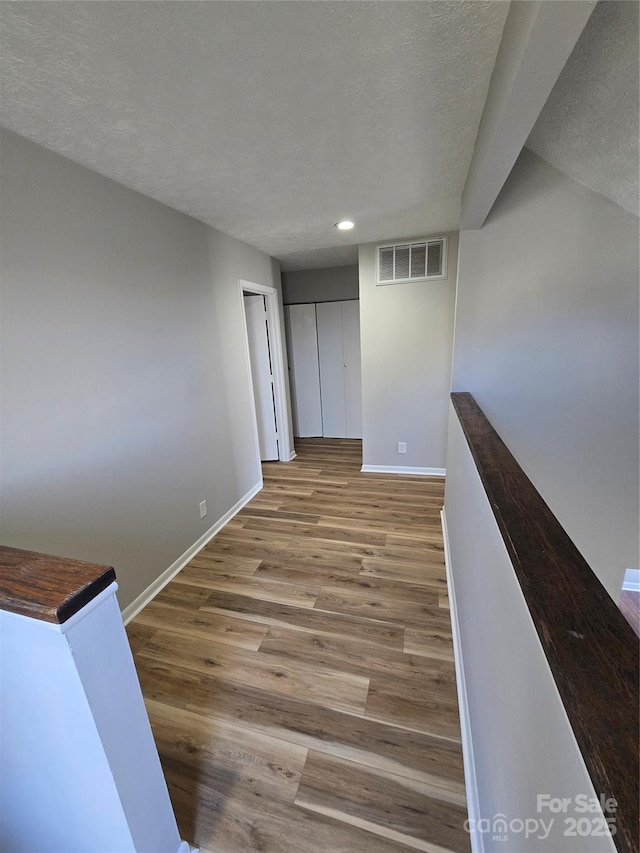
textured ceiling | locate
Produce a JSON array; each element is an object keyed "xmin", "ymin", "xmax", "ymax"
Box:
[
  {"xmin": 0, "ymin": 1, "xmax": 509, "ymax": 270},
  {"xmin": 527, "ymin": 0, "xmax": 639, "ymax": 217}
]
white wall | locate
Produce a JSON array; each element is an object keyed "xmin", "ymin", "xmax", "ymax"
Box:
[
  {"xmin": 451, "ymin": 149, "xmax": 639, "ymax": 598},
  {"xmin": 208, "ymin": 230, "xmax": 292, "ymax": 484},
  {"xmin": 444, "ymin": 411, "xmax": 616, "ymax": 853},
  {"xmin": 1, "ymin": 587, "xmax": 181, "ymax": 852},
  {"xmin": 282, "ymin": 264, "xmax": 359, "ymax": 305},
  {"xmin": 358, "ymin": 233, "xmax": 458, "ymax": 471},
  {"xmin": 0, "ymin": 129, "xmax": 289, "ymax": 610}
]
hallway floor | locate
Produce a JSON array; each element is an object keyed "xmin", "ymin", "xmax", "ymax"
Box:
[
  {"xmin": 619, "ymin": 589, "xmax": 640, "ymax": 638},
  {"xmin": 127, "ymin": 439, "xmax": 469, "ymax": 853}
]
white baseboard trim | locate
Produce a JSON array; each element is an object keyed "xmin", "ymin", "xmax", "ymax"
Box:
[
  {"xmin": 177, "ymin": 842, "xmax": 198, "ymax": 853},
  {"xmin": 441, "ymin": 508, "xmax": 484, "ymax": 853},
  {"xmin": 289, "ymin": 450, "xmax": 298, "ymax": 461},
  {"xmin": 121, "ymin": 480, "xmax": 263, "ymax": 625},
  {"xmin": 622, "ymin": 568, "xmax": 640, "ymax": 592},
  {"xmin": 361, "ymin": 464, "xmax": 446, "ymax": 477}
]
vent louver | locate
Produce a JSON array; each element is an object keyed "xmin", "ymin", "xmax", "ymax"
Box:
[
  {"xmin": 376, "ymin": 237, "xmax": 447, "ymax": 285},
  {"xmin": 380, "ymin": 247, "xmax": 394, "ymax": 281},
  {"xmin": 427, "ymin": 241, "xmax": 442, "ymax": 277}
]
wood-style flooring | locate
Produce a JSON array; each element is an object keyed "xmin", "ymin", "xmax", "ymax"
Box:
[
  {"xmin": 619, "ymin": 589, "xmax": 640, "ymax": 638},
  {"xmin": 127, "ymin": 439, "xmax": 469, "ymax": 853}
]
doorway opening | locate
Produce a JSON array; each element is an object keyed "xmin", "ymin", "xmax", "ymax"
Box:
[{"xmin": 239, "ymin": 279, "xmax": 293, "ymax": 467}]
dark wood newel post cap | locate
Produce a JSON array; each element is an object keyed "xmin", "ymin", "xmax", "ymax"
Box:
[{"xmin": 0, "ymin": 545, "xmax": 116, "ymax": 624}]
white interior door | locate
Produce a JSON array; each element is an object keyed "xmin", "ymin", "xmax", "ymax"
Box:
[
  {"xmin": 285, "ymin": 304, "xmax": 323, "ymax": 437},
  {"xmin": 341, "ymin": 300, "xmax": 362, "ymax": 439},
  {"xmin": 244, "ymin": 295, "xmax": 279, "ymax": 461},
  {"xmin": 316, "ymin": 301, "xmax": 347, "ymax": 438}
]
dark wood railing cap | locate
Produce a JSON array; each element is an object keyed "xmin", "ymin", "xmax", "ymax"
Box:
[
  {"xmin": 451, "ymin": 391, "xmax": 638, "ymax": 853},
  {"xmin": 0, "ymin": 545, "xmax": 116, "ymax": 624}
]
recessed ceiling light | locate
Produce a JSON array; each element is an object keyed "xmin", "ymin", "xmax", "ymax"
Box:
[{"xmin": 335, "ymin": 220, "xmax": 355, "ymax": 231}]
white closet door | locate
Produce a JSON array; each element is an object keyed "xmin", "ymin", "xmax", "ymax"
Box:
[
  {"xmin": 341, "ymin": 300, "xmax": 362, "ymax": 439},
  {"xmin": 285, "ymin": 304, "xmax": 323, "ymax": 437},
  {"xmin": 245, "ymin": 295, "xmax": 279, "ymax": 461},
  {"xmin": 316, "ymin": 301, "xmax": 347, "ymax": 438}
]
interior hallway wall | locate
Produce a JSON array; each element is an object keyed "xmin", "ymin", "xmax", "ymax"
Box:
[
  {"xmin": 208, "ymin": 230, "xmax": 292, "ymax": 483},
  {"xmin": 358, "ymin": 233, "xmax": 458, "ymax": 471},
  {"xmin": 282, "ymin": 265, "xmax": 358, "ymax": 305},
  {"xmin": 450, "ymin": 148, "xmax": 639, "ymax": 598},
  {"xmin": 0, "ymin": 129, "xmax": 289, "ymax": 610}
]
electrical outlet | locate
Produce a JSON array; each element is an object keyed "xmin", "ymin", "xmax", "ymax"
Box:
[
  {"xmin": 398, "ymin": 442, "xmax": 407, "ymax": 454},
  {"xmin": 199, "ymin": 500, "xmax": 207, "ymax": 519}
]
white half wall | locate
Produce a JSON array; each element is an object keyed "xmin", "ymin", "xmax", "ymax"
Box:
[
  {"xmin": 0, "ymin": 585, "xmax": 183, "ymax": 853},
  {"xmin": 444, "ymin": 408, "xmax": 616, "ymax": 853},
  {"xmin": 359, "ymin": 233, "xmax": 457, "ymax": 471}
]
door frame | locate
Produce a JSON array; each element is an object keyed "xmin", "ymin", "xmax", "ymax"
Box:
[{"xmin": 239, "ymin": 279, "xmax": 293, "ymax": 465}]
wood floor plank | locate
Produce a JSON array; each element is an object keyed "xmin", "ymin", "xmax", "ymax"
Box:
[
  {"xmin": 313, "ymin": 588, "xmax": 452, "ymax": 628},
  {"xmin": 259, "ymin": 485, "xmax": 317, "ymax": 498},
  {"xmin": 181, "ymin": 552, "xmax": 262, "ymax": 574},
  {"xmin": 153, "ymin": 583, "xmax": 217, "ymax": 609},
  {"xmin": 268, "ymin": 536, "xmax": 389, "ymax": 561},
  {"xmin": 135, "ymin": 658, "xmax": 204, "ymax": 709},
  {"xmin": 166, "ymin": 764, "xmax": 420, "ymax": 853},
  {"xmin": 243, "ymin": 498, "xmax": 283, "ymax": 510},
  {"xmin": 173, "ymin": 565, "xmax": 320, "ymax": 608},
  {"xmin": 256, "ymin": 564, "xmax": 442, "ymax": 606},
  {"xmin": 197, "ymin": 540, "xmax": 306, "ymax": 563},
  {"xmin": 241, "ymin": 506, "xmax": 323, "ymax": 524},
  {"xmin": 290, "ymin": 535, "xmax": 444, "ymax": 565},
  {"xmin": 370, "ymin": 541, "xmax": 445, "ymax": 564},
  {"xmin": 133, "ymin": 599, "xmax": 269, "ymax": 650},
  {"xmin": 343, "ymin": 480, "xmax": 444, "ymax": 497},
  {"xmin": 262, "ymin": 465, "xmax": 323, "ymax": 478},
  {"xmin": 125, "ymin": 622, "xmax": 157, "ymax": 655},
  {"xmin": 362, "ymin": 552, "xmax": 446, "ymax": 572},
  {"xmin": 317, "ymin": 515, "xmax": 445, "ymax": 538},
  {"xmin": 360, "ymin": 558, "xmax": 448, "ymax": 588},
  {"xmin": 385, "ymin": 532, "xmax": 448, "ymax": 546},
  {"xmin": 146, "ymin": 697, "xmax": 308, "ymax": 804},
  {"xmin": 138, "ymin": 629, "xmax": 370, "ymax": 715},
  {"xmin": 258, "ymin": 625, "xmax": 456, "ymax": 686},
  {"xmin": 366, "ymin": 675, "xmax": 461, "ymax": 740},
  {"xmin": 204, "ymin": 529, "xmax": 293, "ymax": 550},
  {"xmin": 309, "ymin": 486, "xmax": 444, "ymax": 512},
  {"xmin": 404, "ymin": 626, "xmax": 455, "ymax": 662},
  {"xmin": 240, "ymin": 516, "xmax": 389, "ymax": 547},
  {"xmin": 295, "ymin": 751, "xmax": 469, "ymax": 853},
  {"xmin": 253, "ymin": 559, "xmax": 361, "ymax": 587},
  {"xmin": 278, "ymin": 499, "xmax": 438, "ymax": 525},
  {"xmin": 619, "ymin": 589, "xmax": 640, "ymax": 637},
  {"xmin": 251, "ymin": 541, "xmax": 367, "ymax": 571},
  {"xmin": 128, "ymin": 438, "xmax": 467, "ymax": 853},
  {"xmin": 136, "ymin": 664, "xmax": 465, "ymax": 794},
  {"xmin": 200, "ymin": 590, "xmax": 406, "ymax": 649}
]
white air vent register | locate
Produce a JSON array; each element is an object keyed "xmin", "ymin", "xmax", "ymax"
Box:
[{"xmin": 376, "ymin": 237, "xmax": 447, "ymax": 285}]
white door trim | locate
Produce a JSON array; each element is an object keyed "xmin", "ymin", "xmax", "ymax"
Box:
[
  {"xmin": 239, "ymin": 280, "xmax": 293, "ymax": 465},
  {"xmin": 244, "ymin": 295, "xmax": 279, "ymax": 460}
]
